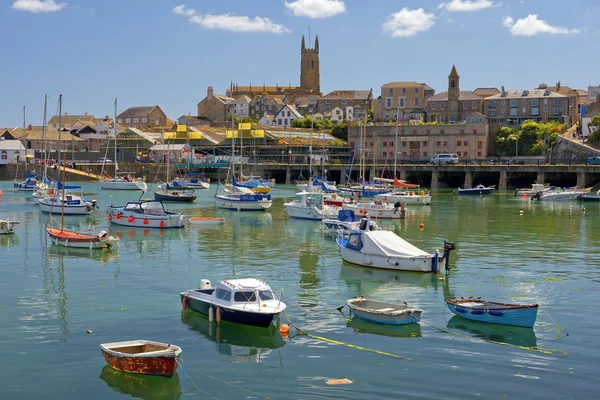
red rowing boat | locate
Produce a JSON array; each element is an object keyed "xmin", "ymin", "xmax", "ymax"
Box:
[
  {"xmin": 46, "ymin": 227, "xmax": 118, "ymax": 249},
  {"xmin": 100, "ymin": 340, "xmax": 182, "ymax": 377}
]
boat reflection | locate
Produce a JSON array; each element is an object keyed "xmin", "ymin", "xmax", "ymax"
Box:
[
  {"xmin": 99, "ymin": 365, "xmax": 181, "ymax": 400},
  {"xmin": 0, "ymin": 233, "xmax": 19, "ymax": 247},
  {"xmin": 340, "ymin": 263, "xmax": 439, "ymax": 294},
  {"xmin": 446, "ymin": 315, "xmax": 537, "ymax": 348},
  {"xmin": 347, "ymin": 316, "xmax": 422, "ymax": 338},
  {"xmin": 181, "ymin": 310, "xmax": 285, "ymax": 363},
  {"xmin": 46, "ymin": 245, "xmax": 119, "ymax": 262}
]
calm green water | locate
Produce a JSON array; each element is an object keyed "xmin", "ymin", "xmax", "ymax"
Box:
[{"xmin": 1, "ymin": 181, "xmax": 599, "ymax": 399}]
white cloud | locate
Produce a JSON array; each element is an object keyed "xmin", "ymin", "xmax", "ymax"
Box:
[
  {"xmin": 12, "ymin": 0, "xmax": 66, "ymax": 13},
  {"xmin": 284, "ymin": 0, "xmax": 345, "ymax": 19},
  {"xmin": 502, "ymin": 14, "xmax": 580, "ymax": 36},
  {"xmin": 172, "ymin": 5, "xmax": 289, "ymax": 34},
  {"xmin": 438, "ymin": 0, "xmax": 500, "ymax": 12},
  {"xmin": 383, "ymin": 8, "xmax": 435, "ymax": 37}
]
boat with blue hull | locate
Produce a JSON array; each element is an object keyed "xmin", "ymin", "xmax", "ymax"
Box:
[
  {"xmin": 180, "ymin": 278, "xmax": 286, "ymax": 328},
  {"xmin": 215, "ymin": 185, "xmax": 272, "ymax": 211},
  {"xmin": 14, "ymin": 172, "xmax": 38, "ymax": 191},
  {"xmin": 446, "ymin": 298, "xmax": 538, "ymax": 328},
  {"xmin": 457, "ymin": 184, "xmax": 496, "ymax": 196}
]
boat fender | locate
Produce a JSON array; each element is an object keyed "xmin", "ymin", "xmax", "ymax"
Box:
[
  {"xmin": 420, "ymin": 191, "xmax": 425, "ymax": 196},
  {"xmin": 160, "ymin": 221, "xmax": 165, "ymax": 227},
  {"xmin": 470, "ymin": 309, "xmax": 485, "ymax": 315},
  {"xmin": 383, "ymin": 196, "xmax": 387, "ymax": 201},
  {"xmin": 128, "ymin": 216, "xmax": 134, "ymax": 223},
  {"xmin": 216, "ymin": 307, "xmax": 221, "ymax": 324},
  {"xmin": 488, "ymin": 309, "xmax": 505, "ymax": 316},
  {"xmin": 208, "ymin": 306, "xmax": 213, "ymax": 321},
  {"xmin": 116, "ymin": 214, "xmax": 121, "ymax": 220},
  {"xmin": 143, "ymin": 219, "xmax": 149, "ymax": 225},
  {"xmin": 455, "ymin": 306, "xmax": 467, "ymax": 313},
  {"xmin": 108, "ymin": 215, "xmax": 113, "ymax": 221}
]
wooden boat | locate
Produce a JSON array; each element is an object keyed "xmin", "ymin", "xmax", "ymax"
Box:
[
  {"xmin": 446, "ymin": 298, "xmax": 538, "ymax": 328},
  {"xmin": 188, "ymin": 217, "xmax": 224, "ymax": 225},
  {"xmin": 346, "ymin": 297, "xmax": 423, "ymax": 325},
  {"xmin": 100, "ymin": 340, "xmax": 182, "ymax": 377},
  {"xmin": 46, "ymin": 227, "xmax": 118, "ymax": 249},
  {"xmin": 0, "ymin": 219, "xmax": 19, "ymax": 235},
  {"xmin": 457, "ymin": 184, "xmax": 495, "ymax": 195}
]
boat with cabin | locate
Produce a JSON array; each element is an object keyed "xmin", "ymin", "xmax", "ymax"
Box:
[
  {"xmin": 342, "ymin": 201, "xmax": 403, "ymax": 219},
  {"xmin": 322, "ymin": 209, "xmax": 380, "ymax": 235},
  {"xmin": 101, "ymin": 174, "xmax": 147, "ymax": 191},
  {"xmin": 13, "ymin": 172, "xmax": 38, "ymax": 191},
  {"xmin": 346, "ymin": 297, "xmax": 423, "ymax": 325},
  {"xmin": 100, "ymin": 340, "xmax": 181, "ymax": 377},
  {"xmin": 514, "ymin": 183, "xmax": 551, "ymax": 197},
  {"xmin": 457, "ymin": 184, "xmax": 496, "ymax": 195},
  {"xmin": 578, "ymin": 189, "xmax": 600, "ymax": 202},
  {"xmin": 180, "ymin": 278, "xmax": 286, "ymax": 328},
  {"xmin": 38, "ymin": 183, "xmax": 97, "ymax": 215},
  {"xmin": 107, "ymin": 200, "xmax": 188, "ymax": 228},
  {"xmin": 215, "ymin": 185, "xmax": 272, "ymax": 211},
  {"xmin": 375, "ymin": 190, "xmax": 431, "ymax": 205},
  {"xmin": 154, "ymin": 181, "xmax": 197, "ymax": 202},
  {"xmin": 446, "ymin": 298, "xmax": 538, "ymax": 328},
  {"xmin": 532, "ymin": 187, "xmax": 587, "ymax": 201},
  {"xmin": 284, "ymin": 191, "xmax": 339, "ymax": 220}
]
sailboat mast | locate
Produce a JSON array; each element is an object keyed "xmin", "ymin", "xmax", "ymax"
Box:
[
  {"xmin": 42, "ymin": 95, "xmax": 48, "ymax": 179},
  {"xmin": 239, "ymin": 117, "xmax": 243, "ymax": 177},
  {"xmin": 361, "ymin": 116, "xmax": 366, "ymax": 186},
  {"xmin": 309, "ymin": 116, "xmax": 313, "ymax": 180},
  {"xmin": 60, "ymin": 158, "xmax": 66, "ymax": 231},
  {"xmin": 230, "ymin": 114, "xmax": 235, "ymax": 178},
  {"xmin": 114, "ymin": 98, "xmax": 118, "ymax": 178},
  {"xmin": 57, "ymin": 94, "xmax": 62, "ymax": 180},
  {"xmin": 394, "ymin": 103, "xmax": 399, "ymax": 178},
  {"xmin": 166, "ymin": 136, "xmax": 170, "ymax": 182}
]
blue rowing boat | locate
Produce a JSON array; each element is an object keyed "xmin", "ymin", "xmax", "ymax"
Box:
[{"xmin": 446, "ymin": 298, "xmax": 538, "ymax": 328}]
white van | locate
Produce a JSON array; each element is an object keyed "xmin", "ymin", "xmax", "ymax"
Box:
[{"xmin": 430, "ymin": 153, "xmax": 459, "ymax": 165}]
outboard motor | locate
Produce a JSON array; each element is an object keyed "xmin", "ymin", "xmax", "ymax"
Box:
[
  {"xmin": 359, "ymin": 218, "xmax": 368, "ymax": 231},
  {"xmin": 442, "ymin": 240, "xmax": 456, "ymax": 272},
  {"xmin": 531, "ymin": 191, "xmax": 542, "ymax": 201}
]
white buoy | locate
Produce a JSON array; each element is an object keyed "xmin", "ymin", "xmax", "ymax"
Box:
[
  {"xmin": 519, "ymin": 210, "xmax": 524, "ymax": 215},
  {"xmin": 208, "ymin": 306, "xmax": 214, "ymax": 322}
]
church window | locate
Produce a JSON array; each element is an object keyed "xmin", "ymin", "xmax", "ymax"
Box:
[
  {"xmin": 311, "ymin": 61, "xmax": 314, "ymax": 69},
  {"xmin": 463, "ymin": 101, "xmax": 467, "ymax": 109},
  {"xmin": 440, "ymin": 103, "xmax": 445, "ymax": 110},
  {"xmin": 451, "ymin": 102, "xmax": 455, "ymax": 110},
  {"xmin": 451, "ymin": 80, "xmax": 456, "ymax": 88}
]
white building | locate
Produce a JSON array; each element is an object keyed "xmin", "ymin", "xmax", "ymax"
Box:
[
  {"xmin": 345, "ymin": 106, "xmax": 354, "ymax": 122},
  {"xmin": 258, "ymin": 113, "xmax": 275, "ymax": 126},
  {"xmin": 0, "ymin": 138, "xmax": 26, "ymax": 165},
  {"xmin": 582, "ymin": 108, "xmax": 600, "ymax": 137},
  {"xmin": 329, "ymin": 106, "xmax": 344, "ymax": 124},
  {"xmin": 273, "ymin": 104, "xmax": 302, "ymax": 127},
  {"xmin": 231, "ymin": 95, "xmax": 252, "ymax": 118}
]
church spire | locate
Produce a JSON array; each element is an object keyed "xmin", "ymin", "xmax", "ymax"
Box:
[
  {"xmin": 449, "ymin": 64, "xmax": 458, "ymax": 77},
  {"xmin": 315, "ymin": 35, "xmax": 319, "ymax": 52},
  {"xmin": 301, "ymin": 35, "xmax": 305, "ymax": 51}
]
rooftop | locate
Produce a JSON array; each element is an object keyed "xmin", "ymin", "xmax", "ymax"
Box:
[
  {"xmin": 321, "ymin": 90, "xmax": 372, "ymax": 100},
  {"xmin": 0, "ymin": 139, "xmax": 26, "ymax": 150},
  {"xmin": 427, "ymin": 91, "xmax": 482, "ymax": 102},
  {"xmin": 382, "ymin": 82, "xmax": 433, "ymax": 90},
  {"xmin": 118, "ymin": 106, "xmax": 163, "ymax": 119},
  {"xmin": 486, "ymin": 89, "xmax": 567, "ymax": 100},
  {"xmin": 473, "ymin": 88, "xmax": 501, "ymax": 98}
]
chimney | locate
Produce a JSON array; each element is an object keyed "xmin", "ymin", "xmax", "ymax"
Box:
[
  {"xmin": 65, "ymin": 112, "xmax": 69, "ymax": 116},
  {"xmin": 226, "ymin": 88, "xmax": 232, "ymax": 97},
  {"xmin": 84, "ymin": 112, "xmax": 88, "ymax": 116},
  {"xmin": 28, "ymin": 124, "xmax": 32, "ymax": 130},
  {"xmin": 207, "ymin": 86, "xmax": 214, "ymax": 100}
]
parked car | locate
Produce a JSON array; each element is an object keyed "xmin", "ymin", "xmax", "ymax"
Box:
[
  {"xmin": 430, "ymin": 154, "xmax": 459, "ymax": 165},
  {"xmin": 588, "ymin": 156, "xmax": 600, "ymax": 165},
  {"xmin": 96, "ymin": 157, "xmax": 113, "ymax": 164}
]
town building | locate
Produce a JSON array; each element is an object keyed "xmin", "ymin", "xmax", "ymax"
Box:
[
  {"xmin": 545, "ymin": 83, "xmax": 579, "ymax": 126},
  {"xmin": 375, "ymin": 82, "xmax": 434, "ymax": 123},
  {"xmin": 12, "ymin": 127, "xmax": 86, "ymax": 152},
  {"xmin": 197, "ymin": 86, "xmax": 234, "ymax": 122},
  {"xmin": 258, "ymin": 113, "xmax": 275, "ymax": 126},
  {"xmin": 273, "ymin": 104, "xmax": 302, "ymax": 127},
  {"xmin": 348, "ymin": 112, "xmax": 489, "ymax": 163},
  {"xmin": 588, "ymin": 85, "xmax": 600, "ymax": 104},
  {"xmin": 117, "ymin": 106, "xmax": 171, "ymax": 129},
  {"xmin": 582, "ymin": 108, "xmax": 600, "ymax": 138},
  {"xmin": 249, "ymin": 95, "xmax": 284, "ymax": 120},
  {"xmin": 473, "ymin": 88, "xmax": 501, "ymax": 99},
  {"xmin": 47, "ymin": 113, "xmax": 95, "ymax": 131},
  {"xmin": 576, "ymin": 89, "xmax": 589, "ymax": 105},
  {"xmin": 327, "ymin": 107, "xmax": 344, "ymax": 124},
  {"xmin": 319, "ymin": 89, "xmax": 372, "ymax": 122},
  {"xmin": 425, "ymin": 65, "xmax": 483, "ymax": 123},
  {"xmin": 177, "ymin": 115, "xmax": 211, "ymax": 127},
  {"xmin": 231, "ymin": 95, "xmax": 252, "ymax": 118},
  {"xmin": 483, "ymin": 88, "xmax": 569, "ymax": 125},
  {"xmin": 0, "ymin": 138, "xmax": 26, "ymax": 165}
]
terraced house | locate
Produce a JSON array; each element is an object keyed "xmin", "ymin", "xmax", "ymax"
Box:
[
  {"xmin": 117, "ymin": 105, "xmax": 171, "ymax": 129},
  {"xmin": 374, "ymin": 82, "xmax": 434, "ymax": 122},
  {"xmin": 319, "ymin": 89, "xmax": 373, "ymax": 122},
  {"xmin": 483, "ymin": 88, "xmax": 569, "ymax": 125}
]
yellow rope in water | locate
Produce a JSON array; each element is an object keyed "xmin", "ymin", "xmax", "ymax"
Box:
[{"xmin": 283, "ymin": 311, "xmax": 412, "ymax": 361}]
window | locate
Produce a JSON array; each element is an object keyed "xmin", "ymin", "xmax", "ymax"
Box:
[
  {"xmin": 531, "ymin": 99, "xmax": 539, "ymax": 106},
  {"xmin": 477, "ymin": 141, "xmax": 483, "ymax": 149},
  {"xmin": 554, "ymin": 99, "xmax": 561, "ymax": 106},
  {"xmin": 510, "ymin": 109, "xmax": 517, "ymax": 116},
  {"xmin": 383, "ymin": 141, "xmax": 387, "ymax": 147},
  {"xmin": 457, "ymin": 141, "xmax": 461, "ymax": 146},
  {"xmin": 399, "ymin": 98, "xmax": 405, "ymax": 107},
  {"xmin": 440, "ymin": 103, "xmax": 445, "ymax": 110},
  {"xmin": 477, "ymin": 151, "xmax": 482, "ymax": 157},
  {"xmin": 414, "ymin": 98, "xmax": 419, "ymax": 106},
  {"xmin": 125, "ymin": 118, "xmax": 131, "ymax": 123},
  {"xmin": 414, "ymin": 88, "xmax": 419, "ymax": 94},
  {"xmin": 463, "ymin": 151, "xmax": 469, "ymax": 157},
  {"xmin": 385, "ymin": 97, "xmax": 392, "ymax": 108},
  {"xmin": 426, "ymin": 129, "xmax": 431, "ymax": 134},
  {"xmin": 451, "ymin": 80, "xmax": 456, "ymax": 88},
  {"xmin": 259, "ymin": 290, "xmax": 274, "ymax": 301},
  {"xmin": 284, "ymin": 118, "xmax": 288, "ymax": 125},
  {"xmin": 215, "ymin": 288, "xmax": 232, "ymax": 301},
  {"xmin": 1, "ymin": 150, "xmax": 6, "ymax": 160},
  {"xmin": 117, "ymin": 118, "xmax": 123, "ymax": 123},
  {"xmin": 325, "ymin": 100, "xmax": 331, "ymax": 105},
  {"xmin": 402, "ymin": 151, "xmax": 407, "ymax": 157},
  {"xmin": 390, "ymin": 141, "xmax": 393, "ymax": 148},
  {"xmin": 460, "ymin": 129, "xmax": 465, "ymax": 134},
  {"xmin": 423, "ymin": 141, "xmax": 428, "ymax": 147},
  {"xmin": 490, "ymin": 100, "xmax": 496, "ymax": 107},
  {"xmin": 544, "ymin": 99, "xmax": 548, "ymax": 105},
  {"xmin": 341, "ymin": 99, "xmax": 347, "ymax": 105},
  {"xmin": 463, "ymin": 141, "xmax": 468, "ymax": 146},
  {"xmin": 383, "ymin": 151, "xmax": 387, "ymax": 157},
  {"xmin": 423, "ymin": 151, "xmax": 428, "ymax": 157},
  {"xmin": 443, "ymin": 141, "xmax": 448, "ymax": 146},
  {"xmin": 389, "ymin": 88, "xmax": 393, "ymax": 94},
  {"xmin": 510, "ymin": 100, "xmax": 517, "ymax": 107},
  {"xmin": 431, "ymin": 102, "xmax": 436, "ymax": 110},
  {"xmin": 501, "ymin": 108, "xmax": 505, "ymax": 113},
  {"xmin": 155, "ymin": 119, "xmax": 160, "ymax": 126},
  {"xmin": 234, "ymin": 292, "xmax": 257, "ymax": 302},
  {"xmin": 287, "ymin": 111, "xmax": 291, "ymax": 117},
  {"xmin": 554, "ymin": 107, "xmax": 561, "ymax": 115},
  {"xmin": 463, "ymin": 101, "xmax": 467, "ymax": 109},
  {"xmin": 278, "ymin": 119, "xmax": 282, "ymax": 125},
  {"xmin": 522, "ymin": 107, "xmax": 526, "ymax": 113},
  {"xmin": 472, "ymin": 101, "xmax": 476, "ymax": 109},
  {"xmin": 336, "ymin": 110, "xmax": 341, "ymax": 115},
  {"xmin": 543, "ymin": 107, "xmax": 548, "ymax": 113},
  {"xmin": 473, "ymin": 129, "xmax": 478, "ymax": 134},
  {"xmin": 402, "ymin": 88, "xmax": 407, "ymax": 94},
  {"xmin": 440, "ymin": 129, "xmax": 445, "ymax": 134},
  {"xmin": 436, "ymin": 141, "xmax": 441, "ymax": 146},
  {"xmin": 522, "ymin": 99, "xmax": 527, "ymax": 105},
  {"xmin": 133, "ymin": 118, "xmax": 139, "ymax": 123},
  {"xmin": 451, "ymin": 102, "xmax": 455, "ymax": 110},
  {"xmin": 501, "ymin": 100, "xmax": 506, "ymax": 105},
  {"xmin": 532, "ymin": 107, "xmax": 539, "ymax": 116},
  {"xmin": 402, "ymin": 142, "xmax": 407, "ymax": 147},
  {"xmin": 326, "ymin": 106, "xmax": 331, "ymax": 112}
]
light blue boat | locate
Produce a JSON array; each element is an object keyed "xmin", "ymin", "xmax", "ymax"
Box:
[
  {"xmin": 346, "ymin": 298, "xmax": 422, "ymax": 325},
  {"xmin": 446, "ymin": 299, "xmax": 538, "ymax": 328}
]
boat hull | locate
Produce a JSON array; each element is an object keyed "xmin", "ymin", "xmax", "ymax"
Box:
[
  {"xmin": 215, "ymin": 195, "xmax": 272, "ymax": 211},
  {"xmin": 181, "ymin": 293, "xmax": 278, "ymax": 328},
  {"xmin": 101, "ymin": 181, "xmax": 147, "ymax": 190},
  {"xmin": 154, "ymin": 191, "xmax": 197, "ymax": 202},
  {"xmin": 446, "ymin": 302, "xmax": 538, "ymax": 328},
  {"xmin": 39, "ymin": 202, "xmax": 94, "ymax": 215},
  {"xmin": 336, "ymin": 238, "xmax": 437, "ymax": 272},
  {"xmin": 100, "ymin": 341, "xmax": 181, "ymax": 377},
  {"xmin": 539, "ymin": 192, "xmax": 584, "ymax": 201},
  {"xmin": 375, "ymin": 193, "xmax": 431, "ymax": 205},
  {"xmin": 349, "ymin": 307, "xmax": 422, "ymax": 325},
  {"xmin": 458, "ymin": 189, "xmax": 494, "ymax": 195},
  {"xmin": 106, "ymin": 207, "xmax": 187, "ymax": 229},
  {"xmin": 46, "ymin": 227, "xmax": 117, "ymax": 249},
  {"xmin": 341, "ymin": 204, "xmax": 402, "ymax": 219},
  {"xmin": 578, "ymin": 195, "xmax": 600, "ymax": 202},
  {"xmin": 284, "ymin": 204, "xmax": 338, "ymax": 220},
  {"xmin": 0, "ymin": 220, "xmax": 17, "ymax": 235}
]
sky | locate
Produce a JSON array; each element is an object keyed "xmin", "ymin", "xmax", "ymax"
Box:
[{"xmin": 1, "ymin": 0, "xmax": 598, "ymax": 127}]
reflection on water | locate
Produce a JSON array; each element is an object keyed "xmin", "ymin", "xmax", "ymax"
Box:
[
  {"xmin": 46, "ymin": 246, "xmax": 119, "ymax": 263},
  {"xmin": 181, "ymin": 310, "xmax": 285, "ymax": 363},
  {"xmin": 99, "ymin": 365, "xmax": 181, "ymax": 400},
  {"xmin": 0, "ymin": 233, "xmax": 19, "ymax": 247},
  {"xmin": 446, "ymin": 315, "xmax": 537, "ymax": 348},
  {"xmin": 347, "ymin": 316, "xmax": 422, "ymax": 338}
]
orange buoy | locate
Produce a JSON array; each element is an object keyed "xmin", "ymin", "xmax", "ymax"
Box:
[
  {"xmin": 108, "ymin": 215, "xmax": 113, "ymax": 221},
  {"xmin": 143, "ymin": 219, "xmax": 149, "ymax": 225},
  {"xmin": 280, "ymin": 324, "xmax": 290, "ymax": 335},
  {"xmin": 419, "ymin": 223, "xmax": 424, "ymax": 229},
  {"xmin": 115, "ymin": 214, "xmax": 121, "ymax": 220}
]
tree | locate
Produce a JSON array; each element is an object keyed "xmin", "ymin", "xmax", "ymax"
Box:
[
  {"xmin": 495, "ymin": 126, "xmax": 516, "ymax": 156},
  {"xmin": 588, "ymin": 116, "xmax": 600, "ymax": 145}
]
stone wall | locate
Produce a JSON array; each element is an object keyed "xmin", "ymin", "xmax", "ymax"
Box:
[{"xmin": 552, "ymin": 137, "xmax": 600, "ymax": 162}]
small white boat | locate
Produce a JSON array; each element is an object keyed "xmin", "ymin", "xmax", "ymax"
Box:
[
  {"xmin": 514, "ymin": 183, "xmax": 550, "ymax": 197},
  {"xmin": 0, "ymin": 219, "xmax": 19, "ymax": 235},
  {"xmin": 323, "ymin": 210, "xmax": 380, "ymax": 235},
  {"xmin": 374, "ymin": 190, "xmax": 431, "ymax": 205},
  {"xmin": 188, "ymin": 217, "xmax": 224, "ymax": 225},
  {"xmin": 39, "ymin": 190, "xmax": 96, "ymax": 215},
  {"xmin": 342, "ymin": 201, "xmax": 403, "ymax": 219},
  {"xmin": 346, "ymin": 298, "xmax": 423, "ymax": 325},
  {"xmin": 336, "ymin": 225, "xmax": 443, "ymax": 272},
  {"xmin": 101, "ymin": 175, "xmax": 147, "ymax": 191},
  {"xmin": 533, "ymin": 187, "xmax": 587, "ymax": 201},
  {"xmin": 107, "ymin": 200, "xmax": 187, "ymax": 228},
  {"xmin": 215, "ymin": 186, "xmax": 272, "ymax": 211},
  {"xmin": 284, "ymin": 191, "xmax": 339, "ymax": 220}
]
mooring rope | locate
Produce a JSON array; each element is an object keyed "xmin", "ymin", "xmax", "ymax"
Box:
[
  {"xmin": 539, "ymin": 305, "xmax": 570, "ymax": 340},
  {"xmin": 176, "ymin": 358, "xmax": 220, "ymax": 400}
]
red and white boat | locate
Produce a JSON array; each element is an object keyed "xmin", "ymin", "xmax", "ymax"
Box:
[{"xmin": 46, "ymin": 227, "xmax": 119, "ymax": 249}]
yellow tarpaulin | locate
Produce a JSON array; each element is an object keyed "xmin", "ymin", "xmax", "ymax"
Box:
[
  {"xmin": 163, "ymin": 131, "xmax": 204, "ymax": 139},
  {"xmin": 177, "ymin": 124, "xmax": 187, "ymax": 132}
]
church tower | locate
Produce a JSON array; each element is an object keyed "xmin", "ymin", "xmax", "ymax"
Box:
[
  {"xmin": 300, "ymin": 35, "xmax": 320, "ymax": 94},
  {"xmin": 447, "ymin": 65, "xmax": 460, "ymax": 121}
]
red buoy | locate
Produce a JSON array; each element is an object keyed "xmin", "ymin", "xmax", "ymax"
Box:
[
  {"xmin": 143, "ymin": 219, "xmax": 149, "ymax": 225},
  {"xmin": 128, "ymin": 216, "xmax": 134, "ymax": 223},
  {"xmin": 160, "ymin": 221, "xmax": 165, "ymax": 227},
  {"xmin": 108, "ymin": 215, "xmax": 113, "ymax": 221}
]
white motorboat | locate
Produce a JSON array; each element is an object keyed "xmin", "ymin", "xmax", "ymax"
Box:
[
  {"xmin": 215, "ymin": 185, "xmax": 272, "ymax": 211},
  {"xmin": 346, "ymin": 298, "xmax": 423, "ymax": 325},
  {"xmin": 39, "ymin": 189, "xmax": 96, "ymax": 215},
  {"xmin": 533, "ymin": 187, "xmax": 587, "ymax": 201},
  {"xmin": 342, "ymin": 201, "xmax": 403, "ymax": 219},
  {"xmin": 180, "ymin": 278, "xmax": 286, "ymax": 328},
  {"xmin": 107, "ymin": 200, "xmax": 187, "ymax": 228},
  {"xmin": 0, "ymin": 219, "xmax": 19, "ymax": 235},
  {"xmin": 101, "ymin": 175, "xmax": 147, "ymax": 191},
  {"xmin": 284, "ymin": 191, "xmax": 339, "ymax": 220},
  {"xmin": 375, "ymin": 190, "xmax": 431, "ymax": 205},
  {"xmin": 336, "ymin": 226, "xmax": 443, "ymax": 272},
  {"xmin": 323, "ymin": 210, "xmax": 380, "ymax": 235},
  {"xmin": 514, "ymin": 183, "xmax": 551, "ymax": 197}
]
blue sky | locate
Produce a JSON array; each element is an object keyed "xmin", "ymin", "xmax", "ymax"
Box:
[{"xmin": 1, "ymin": 0, "xmax": 598, "ymax": 127}]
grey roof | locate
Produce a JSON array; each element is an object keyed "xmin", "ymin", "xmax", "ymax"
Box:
[
  {"xmin": 232, "ymin": 95, "xmax": 252, "ymax": 105},
  {"xmin": 118, "ymin": 106, "xmax": 160, "ymax": 118},
  {"xmin": 426, "ymin": 91, "xmax": 481, "ymax": 102},
  {"xmin": 485, "ymin": 89, "xmax": 567, "ymax": 100},
  {"xmin": 274, "ymin": 104, "xmax": 302, "ymax": 119},
  {"xmin": 0, "ymin": 139, "xmax": 26, "ymax": 150},
  {"xmin": 321, "ymin": 90, "xmax": 372, "ymax": 100}
]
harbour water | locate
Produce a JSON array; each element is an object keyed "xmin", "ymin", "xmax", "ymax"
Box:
[{"xmin": 1, "ymin": 182, "xmax": 599, "ymax": 399}]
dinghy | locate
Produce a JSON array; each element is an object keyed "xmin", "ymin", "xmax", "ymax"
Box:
[
  {"xmin": 0, "ymin": 219, "xmax": 19, "ymax": 235},
  {"xmin": 47, "ymin": 227, "xmax": 118, "ymax": 249},
  {"xmin": 346, "ymin": 297, "xmax": 422, "ymax": 325},
  {"xmin": 188, "ymin": 217, "xmax": 224, "ymax": 225},
  {"xmin": 446, "ymin": 298, "xmax": 538, "ymax": 328},
  {"xmin": 100, "ymin": 340, "xmax": 181, "ymax": 377}
]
